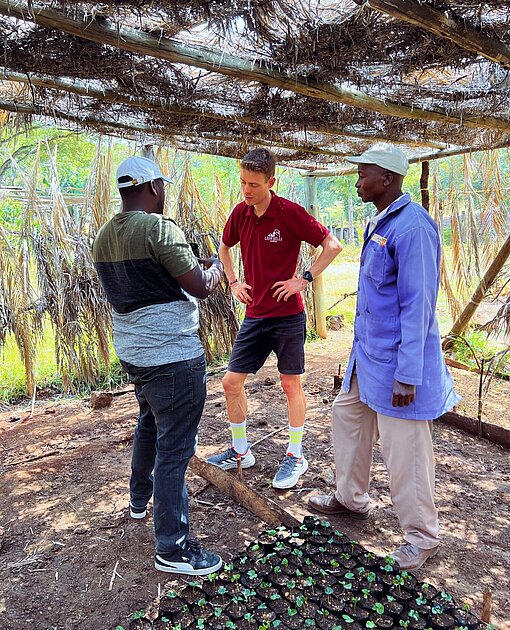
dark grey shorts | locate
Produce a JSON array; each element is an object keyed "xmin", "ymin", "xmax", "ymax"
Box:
[{"xmin": 228, "ymin": 311, "xmax": 306, "ymax": 375}]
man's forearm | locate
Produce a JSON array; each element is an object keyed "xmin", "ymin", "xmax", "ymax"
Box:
[
  {"xmin": 203, "ymin": 260, "xmax": 223, "ymax": 294},
  {"xmin": 219, "ymin": 243, "xmax": 237, "ymax": 284},
  {"xmin": 308, "ymin": 234, "xmax": 342, "ymax": 278}
]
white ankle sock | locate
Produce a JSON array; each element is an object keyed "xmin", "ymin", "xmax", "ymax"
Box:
[
  {"xmin": 287, "ymin": 424, "xmax": 304, "ymax": 458},
  {"xmin": 230, "ymin": 421, "xmax": 248, "ymax": 454}
]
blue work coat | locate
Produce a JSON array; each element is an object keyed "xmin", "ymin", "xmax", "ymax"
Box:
[{"xmin": 343, "ymin": 193, "xmax": 460, "ymax": 420}]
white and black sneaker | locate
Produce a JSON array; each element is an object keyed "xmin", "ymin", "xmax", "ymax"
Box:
[
  {"xmin": 129, "ymin": 503, "xmax": 147, "ymax": 519},
  {"xmin": 155, "ymin": 539, "xmax": 223, "ymax": 576},
  {"xmin": 206, "ymin": 446, "xmax": 255, "ymax": 470}
]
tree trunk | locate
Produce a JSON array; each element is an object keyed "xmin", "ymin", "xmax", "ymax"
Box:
[
  {"xmin": 304, "ymin": 177, "xmax": 327, "ymax": 339},
  {"xmin": 446, "ymin": 233, "xmax": 510, "ymax": 342}
]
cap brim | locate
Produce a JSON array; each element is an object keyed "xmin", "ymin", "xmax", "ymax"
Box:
[
  {"xmin": 345, "ymin": 156, "xmax": 368, "ymax": 164},
  {"xmin": 161, "ymin": 175, "xmax": 173, "ymax": 184}
]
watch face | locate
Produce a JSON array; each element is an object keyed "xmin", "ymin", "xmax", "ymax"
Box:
[{"xmin": 303, "ymin": 271, "xmax": 313, "ymax": 282}]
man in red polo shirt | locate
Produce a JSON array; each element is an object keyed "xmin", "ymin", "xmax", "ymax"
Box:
[{"xmin": 207, "ymin": 148, "xmax": 341, "ymax": 488}]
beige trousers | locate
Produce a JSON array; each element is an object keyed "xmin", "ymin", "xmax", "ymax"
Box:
[{"xmin": 332, "ymin": 374, "xmax": 440, "ymax": 549}]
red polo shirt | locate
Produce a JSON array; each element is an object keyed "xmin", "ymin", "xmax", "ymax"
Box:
[{"xmin": 222, "ymin": 192, "xmax": 330, "ymax": 318}]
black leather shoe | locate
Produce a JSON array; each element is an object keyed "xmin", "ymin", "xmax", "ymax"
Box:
[{"xmin": 308, "ymin": 494, "xmax": 371, "ymax": 519}]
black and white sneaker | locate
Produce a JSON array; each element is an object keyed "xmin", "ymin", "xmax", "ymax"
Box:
[
  {"xmin": 155, "ymin": 539, "xmax": 223, "ymax": 576},
  {"xmin": 129, "ymin": 503, "xmax": 147, "ymax": 519}
]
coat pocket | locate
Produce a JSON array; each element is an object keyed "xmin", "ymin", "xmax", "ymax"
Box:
[
  {"xmin": 362, "ymin": 244, "xmax": 386, "ymax": 287},
  {"xmin": 363, "ymin": 313, "xmax": 398, "ymax": 363}
]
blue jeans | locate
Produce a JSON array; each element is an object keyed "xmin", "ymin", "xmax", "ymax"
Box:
[{"xmin": 120, "ymin": 354, "xmax": 206, "ymax": 554}]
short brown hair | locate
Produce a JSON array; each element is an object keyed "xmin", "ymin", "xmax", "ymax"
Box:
[{"xmin": 241, "ymin": 148, "xmax": 276, "ymax": 179}]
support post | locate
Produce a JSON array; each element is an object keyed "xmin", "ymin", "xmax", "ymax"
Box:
[
  {"xmin": 303, "ymin": 177, "xmax": 327, "ymax": 339},
  {"xmin": 348, "ymin": 198, "xmax": 355, "ymax": 244},
  {"xmin": 420, "ymin": 161, "xmax": 430, "ymax": 212}
]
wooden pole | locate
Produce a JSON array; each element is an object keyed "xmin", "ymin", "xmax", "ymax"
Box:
[
  {"xmin": 0, "ymin": 69, "xmax": 448, "ymax": 150},
  {"xmin": 1, "ymin": 0, "xmax": 509, "ymax": 132},
  {"xmin": 304, "ymin": 177, "xmax": 327, "ymax": 339},
  {"xmin": 447, "ymin": 233, "xmax": 510, "ymax": 341},
  {"xmin": 348, "ymin": 198, "xmax": 355, "ymax": 245},
  {"xmin": 303, "ymin": 142, "xmax": 510, "ymax": 178},
  {"xmin": 0, "ymin": 98, "xmax": 356, "ymax": 160},
  {"xmin": 420, "ymin": 161, "xmax": 430, "ymax": 212},
  {"xmin": 188, "ymin": 455, "xmax": 301, "ymax": 528},
  {"xmin": 365, "ymin": 0, "xmax": 510, "ymax": 70}
]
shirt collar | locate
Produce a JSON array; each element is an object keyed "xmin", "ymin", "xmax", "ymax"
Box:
[
  {"xmin": 244, "ymin": 190, "xmax": 279, "ymax": 217},
  {"xmin": 367, "ymin": 193, "xmax": 410, "ymax": 234}
]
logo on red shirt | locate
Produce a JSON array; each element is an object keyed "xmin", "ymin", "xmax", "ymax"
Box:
[{"xmin": 265, "ymin": 229, "xmax": 282, "ymax": 243}]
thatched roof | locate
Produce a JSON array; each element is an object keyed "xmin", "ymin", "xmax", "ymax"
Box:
[{"xmin": 1, "ymin": 0, "xmax": 510, "ymax": 169}]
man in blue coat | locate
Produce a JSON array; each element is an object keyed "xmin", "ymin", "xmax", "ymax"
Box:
[{"xmin": 309, "ymin": 145, "xmax": 460, "ymax": 570}]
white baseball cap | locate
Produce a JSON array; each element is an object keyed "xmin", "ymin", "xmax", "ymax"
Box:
[
  {"xmin": 116, "ymin": 156, "xmax": 173, "ymax": 189},
  {"xmin": 345, "ymin": 144, "xmax": 409, "ymax": 176}
]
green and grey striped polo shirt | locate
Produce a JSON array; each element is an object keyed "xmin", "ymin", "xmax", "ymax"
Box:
[{"xmin": 92, "ymin": 211, "xmax": 203, "ymax": 366}]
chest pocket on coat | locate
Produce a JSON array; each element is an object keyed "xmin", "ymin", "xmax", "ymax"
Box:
[{"xmin": 362, "ymin": 244, "xmax": 386, "ymax": 287}]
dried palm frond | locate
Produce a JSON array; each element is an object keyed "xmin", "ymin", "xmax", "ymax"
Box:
[
  {"xmin": 482, "ymin": 293, "xmax": 510, "ymax": 337},
  {"xmin": 85, "ymin": 137, "xmax": 113, "ymax": 235},
  {"xmin": 431, "ymin": 168, "xmax": 462, "ymax": 320},
  {"xmin": 174, "ymin": 158, "xmax": 238, "ymax": 361},
  {"xmin": 462, "ymin": 153, "xmax": 481, "ymax": 278},
  {"xmin": 479, "ymin": 151, "xmax": 509, "ymax": 270},
  {"xmin": 446, "ymin": 178, "xmax": 471, "ymax": 302}
]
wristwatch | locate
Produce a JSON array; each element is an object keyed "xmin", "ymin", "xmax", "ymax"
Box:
[{"xmin": 302, "ymin": 270, "xmax": 314, "ymax": 283}]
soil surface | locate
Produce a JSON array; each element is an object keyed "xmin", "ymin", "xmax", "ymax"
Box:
[{"xmin": 0, "ymin": 330, "xmax": 509, "ymax": 630}]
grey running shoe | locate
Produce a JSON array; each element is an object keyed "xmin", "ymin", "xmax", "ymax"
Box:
[
  {"xmin": 155, "ymin": 539, "xmax": 223, "ymax": 575},
  {"xmin": 272, "ymin": 454, "xmax": 308, "ymax": 489},
  {"xmin": 206, "ymin": 446, "xmax": 255, "ymax": 470}
]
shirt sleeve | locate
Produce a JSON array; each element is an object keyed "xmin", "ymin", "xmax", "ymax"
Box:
[
  {"xmin": 148, "ymin": 216, "xmax": 197, "ymax": 278},
  {"xmin": 288, "ymin": 204, "xmax": 330, "ymax": 247},
  {"xmin": 394, "ymin": 225, "xmax": 440, "ymax": 386},
  {"xmin": 221, "ymin": 205, "xmax": 241, "ymax": 247}
]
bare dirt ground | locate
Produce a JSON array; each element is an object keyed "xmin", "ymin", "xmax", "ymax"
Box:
[{"xmin": 0, "ymin": 330, "xmax": 509, "ymax": 630}]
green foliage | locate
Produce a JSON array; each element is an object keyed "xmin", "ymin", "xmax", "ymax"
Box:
[
  {"xmin": 0, "ymin": 328, "xmax": 128, "ymax": 404},
  {"xmin": 452, "ymin": 331, "xmax": 510, "ymax": 374},
  {"xmin": 0, "ymin": 198, "xmax": 25, "ymax": 229},
  {"xmin": 128, "ymin": 610, "xmax": 145, "ymax": 620}
]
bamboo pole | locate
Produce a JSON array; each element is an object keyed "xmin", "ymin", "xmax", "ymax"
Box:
[
  {"xmin": 1, "ymin": 0, "xmax": 509, "ymax": 131},
  {"xmin": 364, "ymin": 0, "xmax": 510, "ymax": 70},
  {"xmin": 302, "ymin": 143, "xmax": 510, "ymax": 178},
  {"xmin": 0, "ymin": 98, "xmax": 358, "ymax": 160},
  {"xmin": 446, "ymin": 233, "xmax": 510, "ymax": 341},
  {"xmin": 420, "ymin": 161, "xmax": 430, "ymax": 212},
  {"xmin": 304, "ymin": 177, "xmax": 327, "ymax": 339},
  {"xmin": 0, "ymin": 69, "xmax": 448, "ymax": 150}
]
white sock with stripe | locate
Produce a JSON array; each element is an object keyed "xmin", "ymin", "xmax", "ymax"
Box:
[
  {"xmin": 287, "ymin": 424, "xmax": 304, "ymax": 458},
  {"xmin": 230, "ymin": 421, "xmax": 248, "ymax": 455}
]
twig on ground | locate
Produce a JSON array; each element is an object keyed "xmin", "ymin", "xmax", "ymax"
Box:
[
  {"xmin": 9, "ymin": 553, "xmax": 44, "ymax": 571},
  {"xmin": 251, "ymin": 425, "xmax": 286, "ymax": 448},
  {"xmin": 108, "ymin": 561, "xmax": 127, "ymax": 590},
  {"xmin": 194, "ymin": 499, "xmax": 216, "ymax": 507},
  {"xmin": 108, "ymin": 560, "xmax": 119, "ymax": 591}
]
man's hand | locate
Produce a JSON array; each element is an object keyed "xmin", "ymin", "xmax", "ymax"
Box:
[
  {"xmin": 231, "ymin": 281, "xmax": 252, "ymax": 304},
  {"xmin": 392, "ymin": 380, "xmax": 416, "ymax": 407},
  {"xmin": 198, "ymin": 255, "xmax": 219, "ymax": 269},
  {"xmin": 271, "ymin": 277, "xmax": 307, "ymax": 302}
]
